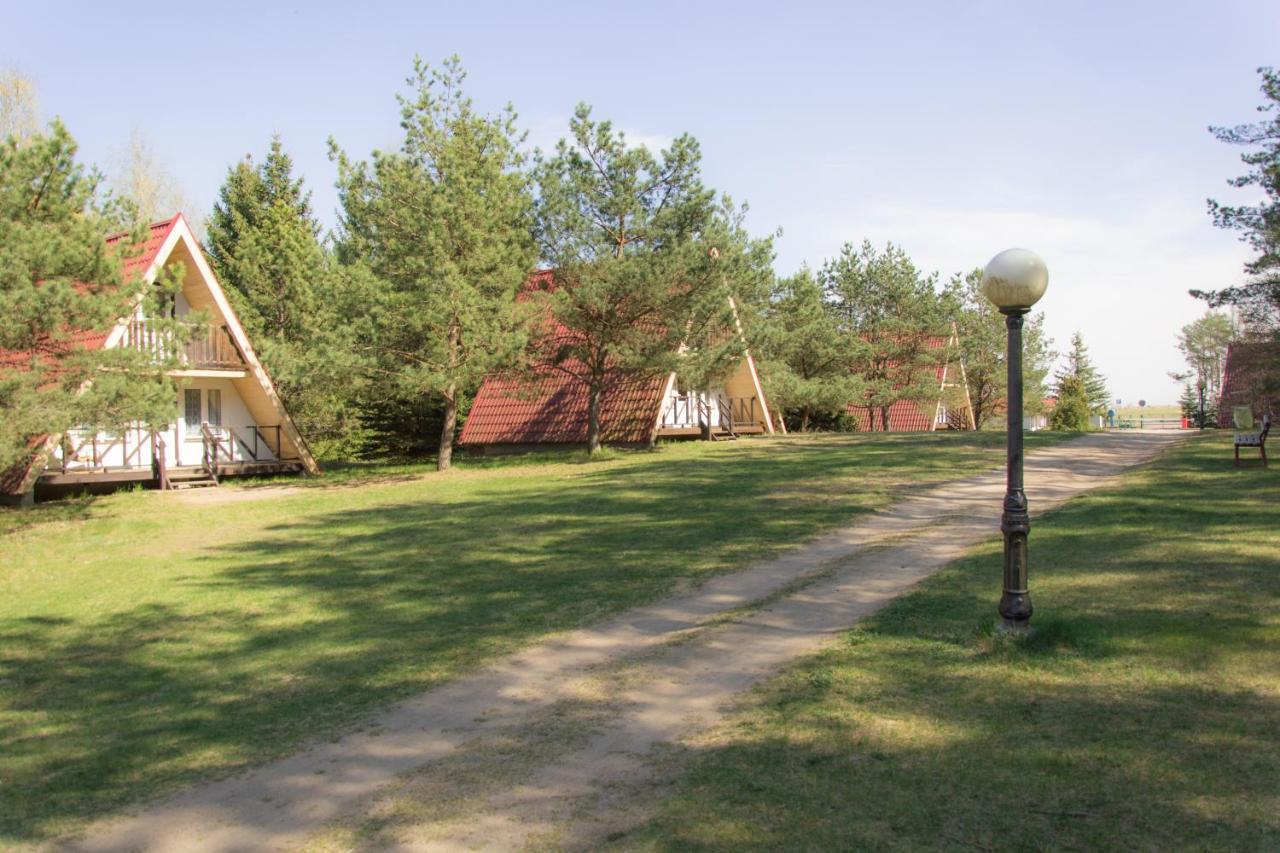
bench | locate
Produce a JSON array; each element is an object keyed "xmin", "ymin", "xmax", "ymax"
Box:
[{"xmin": 1234, "ymin": 413, "xmax": 1270, "ymax": 467}]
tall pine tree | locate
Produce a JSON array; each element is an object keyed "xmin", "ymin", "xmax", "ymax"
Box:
[
  {"xmin": 756, "ymin": 268, "xmax": 861, "ymax": 431},
  {"xmin": 533, "ymin": 105, "xmax": 763, "ymax": 453},
  {"xmin": 332, "ymin": 56, "xmax": 536, "ymax": 470},
  {"xmin": 205, "ymin": 136, "xmax": 360, "ymax": 457},
  {"xmin": 1, "ymin": 121, "xmax": 182, "ymax": 475},
  {"xmin": 820, "ymin": 241, "xmax": 952, "ymax": 431},
  {"xmin": 206, "ymin": 135, "xmax": 320, "ymax": 342},
  {"xmin": 1195, "ymin": 67, "xmax": 1280, "ymax": 332},
  {"xmin": 1053, "ymin": 332, "xmax": 1109, "ymax": 414}
]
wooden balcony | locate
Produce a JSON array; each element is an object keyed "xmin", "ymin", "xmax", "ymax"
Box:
[{"xmin": 124, "ymin": 320, "xmax": 245, "ymax": 370}]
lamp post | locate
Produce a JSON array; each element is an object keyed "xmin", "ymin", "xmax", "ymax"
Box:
[{"xmin": 981, "ymin": 248, "xmax": 1049, "ymax": 634}]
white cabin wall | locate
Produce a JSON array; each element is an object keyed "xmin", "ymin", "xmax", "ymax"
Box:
[{"xmin": 173, "ymin": 378, "xmax": 278, "ymax": 464}]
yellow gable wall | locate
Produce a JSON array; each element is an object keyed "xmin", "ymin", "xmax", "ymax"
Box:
[{"xmin": 723, "ymin": 357, "xmax": 770, "ymax": 429}]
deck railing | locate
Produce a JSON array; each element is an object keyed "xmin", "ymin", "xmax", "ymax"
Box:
[
  {"xmin": 54, "ymin": 423, "xmax": 289, "ymax": 472},
  {"xmin": 59, "ymin": 425, "xmax": 154, "ymax": 474},
  {"xmin": 124, "ymin": 320, "xmax": 244, "ymax": 370},
  {"xmin": 720, "ymin": 395, "xmax": 757, "ymax": 428}
]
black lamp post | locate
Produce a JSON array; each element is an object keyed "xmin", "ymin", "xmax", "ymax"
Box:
[{"xmin": 981, "ymin": 249, "xmax": 1049, "ymax": 634}]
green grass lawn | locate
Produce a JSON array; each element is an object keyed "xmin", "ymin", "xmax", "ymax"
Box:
[
  {"xmin": 612, "ymin": 434, "xmax": 1279, "ymax": 851},
  {"xmin": 0, "ymin": 431, "xmax": 1063, "ymax": 845}
]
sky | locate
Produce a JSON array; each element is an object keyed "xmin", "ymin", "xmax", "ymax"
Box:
[{"xmin": 5, "ymin": 0, "xmax": 1278, "ymax": 404}]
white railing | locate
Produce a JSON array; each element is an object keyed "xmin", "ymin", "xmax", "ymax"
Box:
[{"xmin": 51, "ymin": 423, "xmax": 285, "ymax": 471}]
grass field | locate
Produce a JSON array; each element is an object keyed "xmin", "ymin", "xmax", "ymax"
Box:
[
  {"xmin": 1113, "ymin": 404, "xmax": 1181, "ymax": 421},
  {"xmin": 612, "ymin": 434, "xmax": 1279, "ymax": 851},
  {"xmin": 0, "ymin": 431, "xmax": 1063, "ymax": 845}
]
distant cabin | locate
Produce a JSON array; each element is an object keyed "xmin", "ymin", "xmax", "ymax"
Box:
[
  {"xmin": 1217, "ymin": 340, "xmax": 1280, "ymax": 427},
  {"xmin": 844, "ymin": 330, "xmax": 974, "ymax": 432},
  {"xmin": 459, "ymin": 272, "xmax": 777, "ymax": 453},
  {"xmin": 1, "ymin": 214, "xmax": 317, "ymax": 504}
]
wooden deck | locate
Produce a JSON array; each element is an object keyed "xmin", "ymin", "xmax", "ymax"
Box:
[
  {"xmin": 37, "ymin": 460, "xmax": 304, "ymax": 488},
  {"xmin": 656, "ymin": 425, "xmax": 765, "ymax": 438}
]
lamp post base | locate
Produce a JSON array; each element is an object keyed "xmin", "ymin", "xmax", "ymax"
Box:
[{"xmin": 996, "ymin": 618, "xmax": 1034, "ymax": 637}]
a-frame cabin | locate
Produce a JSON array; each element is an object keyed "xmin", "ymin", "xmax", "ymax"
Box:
[
  {"xmin": 844, "ymin": 329, "xmax": 975, "ymax": 432},
  {"xmin": 458, "ymin": 272, "xmax": 778, "ymax": 453},
  {"xmin": 1, "ymin": 214, "xmax": 317, "ymax": 504}
]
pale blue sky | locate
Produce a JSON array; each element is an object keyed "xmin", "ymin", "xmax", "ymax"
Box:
[{"xmin": 5, "ymin": 0, "xmax": 1277, "ymax": 403}]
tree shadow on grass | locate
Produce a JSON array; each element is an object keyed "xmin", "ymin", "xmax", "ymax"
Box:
[
  {"xmin": 606, "ymin": 675, "xmax": 1279, "ymax": 851},
  {"xmin": 1, "ymin": 432, "xmax": 1025, "ymax": 843},
  {"xmin": 607, "ymin": 437, "xmax": 1280, "ymax": 851},
  {"xmin": 0, "ymin": 494, "xmax": 101, "ymax": 537}
]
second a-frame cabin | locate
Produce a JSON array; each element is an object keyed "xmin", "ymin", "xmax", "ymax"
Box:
[
  {"xmin": 1, "ymin": 214, "xmax": 317, "ymax": 503},
  {"xmin": 844, "ymin": 329, "xmax": 974, "ymax": 432},
  {"xmin": 458, "ymin": 272, "xmax": 778, "ymax": 452}
]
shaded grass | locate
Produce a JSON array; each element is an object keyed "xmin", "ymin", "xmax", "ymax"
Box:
[
  {"xmin": 611, "ymin": 434, "xmax": 1279, "ymax": 852},
  {"xmin": 0, "ymin": 431, "xmax": 1063, "ymax": 844}
]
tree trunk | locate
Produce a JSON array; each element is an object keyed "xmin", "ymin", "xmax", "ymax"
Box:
[
  {"xmin": 800, "ymin": 407, "xmax": 811, "ymax": 433},
  {"xmin": 879, "ymin": 406, "xmax": 890, "ymax": 432},
  {"xmin": 437, "ymin": 385, "xmax": 457, "ymax": 471},
  {"xmin": 587, "ymin": 381, "xmax": 603, "ymax": 454}
]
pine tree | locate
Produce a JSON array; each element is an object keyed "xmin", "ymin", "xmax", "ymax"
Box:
[
  {"xmin": 332, "ymin": 56, "xmax": 536, "ymax": 470},
  {"xmin": 757, "ymin": 268, "xmax": 861, "ymax": 431},
  {"xmin": 0, "ymin": 121, "xmax": 181, "ymax": 474},
  {"xmin": 205, "ymin": 136, "xmax": 362, "ymax": 457},
  {"xmin": 820, "ymin": 241, "xmax": 951, "ymax": 431},
  {"xmin": 533, "ymin": 105, "xmax": 763, "ymax": 453},
  {"xmin": 1054, "ymin": 332, "xmax": 1109, "ymax": 414},
  {"xmin": 1194, "ymin": 67, "xmax": 1280, "ymax": 332},
  {"xmin": 207, "ymin": 136, "xmax": 320, "ymax": 341},
  {"xmin": 1050, "ymin": 376, "xmax": 1092, "ymax": 431},
  {"xmin": 1178, "ymin": 382, "xmax": 1199, "ymax": 424}
]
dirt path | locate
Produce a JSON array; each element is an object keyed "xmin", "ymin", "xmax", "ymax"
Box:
[{"xmin": 72, "ymin": 432, "xmax": 1182, "ymax": 852}]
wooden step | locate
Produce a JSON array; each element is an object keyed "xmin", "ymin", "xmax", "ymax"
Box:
[
  {"xmin": 167, "ymin": 466, "xmax": 218, "ymax": 490},
  {"xmin": 170, "ymin": 479, "xmax": 217, "ymax": 490}
]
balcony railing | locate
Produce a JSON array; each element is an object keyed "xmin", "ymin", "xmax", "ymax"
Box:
[{"xmin": 124, "ymin": 320, "xmax": 244, "ymax": 370}]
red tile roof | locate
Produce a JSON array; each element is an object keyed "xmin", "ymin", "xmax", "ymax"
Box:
[
  {"xmin": 459, "ymin": 270, "xmax": 673, "ymax": 446},
  {"xmin": 844, "ymin": 336, "xmax": 954, "ymax": 433},
  {"xmin": 460, "ymin": 367, "xmax": 666, "ymax": 445},
  {"xmin": 110, "ymin": 214, "xmax": 182, "ymax": 278},
  {"xmin": 1216, "ymin": 340, "xmax": 1280, "ymax": 426},
  {"xmin": 0, "ymin": 215, "xmax": 181, "ymax": 369}
]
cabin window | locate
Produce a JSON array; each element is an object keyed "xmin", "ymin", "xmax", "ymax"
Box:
[
  {"xmin": 206, "ymin": 389, "xmax": 222, "ymax": 430},
  {"xmin": 184, "ymin": 389, "xmax": 202, "ymax": 436}
]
